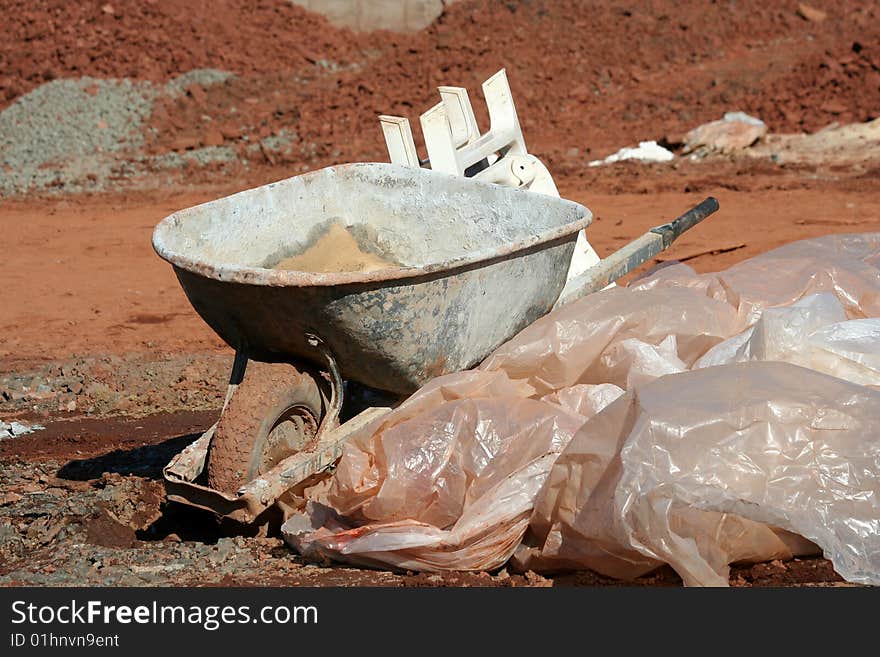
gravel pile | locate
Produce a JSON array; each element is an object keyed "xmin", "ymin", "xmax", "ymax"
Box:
[
  {"xmin": 0, "ymin": 77, "xmax": 155, "ymax": 195},
  {"xmin": 0, "ymin": 69, "xmax": 237, "ymax": 196}
]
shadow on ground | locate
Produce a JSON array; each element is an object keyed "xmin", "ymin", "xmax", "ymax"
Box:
[{"xmin": 57, "ymin": 432, "xmax": 200, "ymax": 480}]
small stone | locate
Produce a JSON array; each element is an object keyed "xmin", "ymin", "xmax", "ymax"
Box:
[
  {"xmin": 170, "ymin": 136, "xmax": 200, "ymax": 151},
  {"xmin": 0, "ymin": 492, "xmax": 22, "ymax": 506},
  {"xmin": 26, "ymin": 389, "xmax": 56, "ymax": 401},
  {"xmin": 797, "ymin": 3, "xmax": 827, "ymax": 22},
  {"xmin": 524, "ymin": 570, "xmax": 552, "ymax": 587},
  {"xmin": 219, "ymin": 124, "xmax": 242, "ymax": 140},
  {"xmin": 201, "ymin": 129, "xmax": 224, "ymax": 147},
  {"xmin": 39, "ymin": 519, "xmax": 68, "ymax": 545},
  {"xmin": 1, "ymin": 420, "xmax": 45, "ymax": 438},
  {"xmin": 820, "ymin": 100, "xmax": 848, "ymax": 114}
]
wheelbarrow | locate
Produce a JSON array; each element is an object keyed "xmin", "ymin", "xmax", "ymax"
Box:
[{"xmin": 153, "ymin": 162, "xmax": 718, "ymax": 529}]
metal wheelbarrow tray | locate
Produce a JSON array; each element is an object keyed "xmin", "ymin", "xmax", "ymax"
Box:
[
  {"xmin": 153, "ymin": 162, "xmax": 717, "ymax": 527},
  {"xmin": 153, "ymin": 162, "xmax": 590, "ymax": 395}
]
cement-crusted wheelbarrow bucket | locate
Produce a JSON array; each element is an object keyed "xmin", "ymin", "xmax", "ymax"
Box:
[{"xmin": 152, "ymin": 162, "xmax": 591, "ymax": 395}]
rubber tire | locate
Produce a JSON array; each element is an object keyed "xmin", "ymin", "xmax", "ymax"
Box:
[{"xmin": 206, "ymin": 361, "xmax": 325, "ymax": 493}]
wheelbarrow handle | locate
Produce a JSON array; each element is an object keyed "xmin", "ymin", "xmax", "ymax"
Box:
[
  {"xmin": 649, "ymin": 196, "xmax": 719, "ymax": 249},
  {"xmin": 553, "ymin": 197, "xmax": 720, "ymax": 309}
]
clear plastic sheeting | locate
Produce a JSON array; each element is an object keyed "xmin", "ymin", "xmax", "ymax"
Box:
[
  {"xmin": 694, "ymin": 293, "xmax": 880, "ymax": 386},
  {"xmin": 517, "ymin": 362, "xmax": 879, "ymax": 586},
  {"xmin": 283, "ymin": 233, "xmax": 880, "ymax": 586},
  {"xmin": 285, "ymin": 371, "xmax": 584, "ymax": 571}
]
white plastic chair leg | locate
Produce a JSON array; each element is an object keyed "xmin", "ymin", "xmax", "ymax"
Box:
[{"xmin": 381, "ymin": 69, "xmax": 604, "ymax": 286}]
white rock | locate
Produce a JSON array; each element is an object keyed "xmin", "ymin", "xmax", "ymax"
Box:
[
  {"xmin": 683, "ymin": 112, "xmax": 767, "ymax": 154},
  {"xmin": 0, "ymin": 420, "xmax": 45, "ymax": 439},
  {"xmin": 588, "ymin": 140, "xmax": 674, "ymax": 167}
]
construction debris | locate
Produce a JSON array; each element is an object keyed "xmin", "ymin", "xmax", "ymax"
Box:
[
  {"xmin": 683, "ymin": 111, "xmax": 767, "ymax": 156},
  {"xmin": 587, "ymin": 140, "xmax": 675, "ymax": 166},
  {"xmin": 0, "ymin": 420, "xmax": 44, "ymax": 439}
]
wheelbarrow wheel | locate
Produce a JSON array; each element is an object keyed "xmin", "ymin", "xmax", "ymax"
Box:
[{"xmin": 206, "ymin": 361, "xmax": 326, "ymax": 493}]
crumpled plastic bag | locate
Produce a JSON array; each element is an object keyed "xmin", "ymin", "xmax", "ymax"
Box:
[{"xmin": 283, "ymin": 233, "xmax": 880, "ymax": 585}]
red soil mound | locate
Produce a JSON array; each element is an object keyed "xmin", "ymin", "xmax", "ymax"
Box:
[
  {"xmin": 0, "ymin": 0, "xmax": 363, "ymax": 99},
  {"xmin": 2, "ymin": 0, "xmax": 878, "ymax": 163}
]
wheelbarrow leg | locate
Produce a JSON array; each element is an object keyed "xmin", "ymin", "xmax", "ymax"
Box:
[{"xmin": 224, "ymin": 348, "xmax": 249, "ymax": 409}]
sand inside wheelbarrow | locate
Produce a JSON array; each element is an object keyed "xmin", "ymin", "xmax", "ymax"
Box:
[{"xmin": 272, "ymin": 223, "xmax": 395, "ymax": 273}]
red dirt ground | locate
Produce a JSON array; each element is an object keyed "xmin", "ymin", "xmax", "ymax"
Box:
[{"xmin": 3, "ymin": 182, "xmax": 880, "ymax": 368}]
